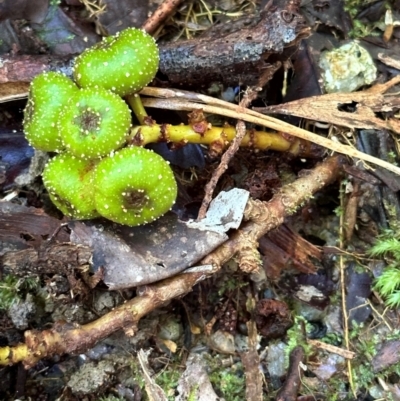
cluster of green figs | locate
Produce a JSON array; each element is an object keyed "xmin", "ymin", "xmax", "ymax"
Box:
[{"xmin": 24, "ymin": 28, "xmax": 177, "ymax": 226}]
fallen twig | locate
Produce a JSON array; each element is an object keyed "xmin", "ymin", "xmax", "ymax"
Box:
[
  {"xmin": 241, "ymin": 294, "xmax": 263, "ymax": 401},
  {"xmin": 142, "ymin": 0, "xmax": 184, "ymax": 35},
  {"xmin": 275, "ymin": 346, "xmax": 305, "ymax": 401},
  {"xmin": 202, "ymin": 155, "xmax": 346, "ymax": 271}
]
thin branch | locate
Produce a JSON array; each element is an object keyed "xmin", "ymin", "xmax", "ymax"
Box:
[
  {"xmin": 275, "ymin": 346, "xmax": 305, "ymax": 401},
  {"xmin": 142, "ymin": 0, "xmax": 184, "ymax": 35},
  {"xmin": 339, "ymin": 181, "xmax": 356, "ymax": 398},
  {"xmin": 197, "ymin": 88, "xmax": 259, "ymax": 219}
]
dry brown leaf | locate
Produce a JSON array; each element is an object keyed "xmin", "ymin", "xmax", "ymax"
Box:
[{"xmin": 257, "ymin": 77, "xmax": 400, "ymax": 132}]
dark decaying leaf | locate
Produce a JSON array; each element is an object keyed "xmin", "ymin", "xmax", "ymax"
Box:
[
  {"xmin": 0, "ymin": 3, "xmax": 309, "ymax": 91},
  {"xmin": 0, "ymin": 0, "xmax": 99, "ymax": 55},
  {"xmin": 0, "ymin": 201, "xmax": 69, "ymax": 254},
  {"xmin": 372, "ymin": 340, "xmax": 400, "ymax": 373},
  {"xmin": 96, "ymin": 0, "xmax": 149, "ymax": 34},
  {"xmin": 301, "ymin": 0, "xmax": 352, "ymax": 35},
  {"xmin": 149, "ymin": 143, "xmax": 205, "ymax": 169},
  {"xmin": 291, "ymin": 272, "xmax": 335, "ymax": 310},
  {"xmin": 69, "ymin": 188, "xmax": 249, "ymax": 289},
  {"xmin": 0, "ymin": 0, "xmax": 49, "ymax": 24},
  {"xmin": 69, "ymin": 214, "xmax": 226, "ymax": 289},
  {"xmin": 0, "ymin": 129, "xmax": 33, "ymax": 190},
  {"xmin": 358, "ymin": 129, "xmax": 400, "ymax": 192},
  {"xmin": 346, "ymin": 264, "xmax": 372, "ymax": 325},
  {"xmin": 282, "ymin": 39, "xmax": 322, "ymax": 104},
  {"xmin": 29, "ymin": 4, "xmax": 99, "ymax": 55}
]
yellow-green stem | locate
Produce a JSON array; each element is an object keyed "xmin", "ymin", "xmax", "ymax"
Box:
[
  {"xmin": 126, "ymin": 94, "xmax": 148, "ymax": 124},
  {"xmin": 129, "ymin": 123, "xmax": 310, "ymax": 156}
]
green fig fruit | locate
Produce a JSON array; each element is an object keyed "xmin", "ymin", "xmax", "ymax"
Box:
[
  {"xmin": 43, "ymin": 153, "xmax": 99, "ymax": 219},
  {"xmin": 59, "ymin": 87, "xmax": 131, "ymax": 160},
  {"xmin": 73, "ymin": 27, "xmax": 159, "ymax": 97},
  {"xmin": 94, "ymin": 146, "xmax": 177, "ymax": 226},
  {"xmin": 24, "ymin": 72, "xmax": 78, "ymax": 152}
]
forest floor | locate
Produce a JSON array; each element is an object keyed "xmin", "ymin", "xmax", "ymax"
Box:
[{"xmin": 1, "ymin": 0, "xmax": 400, "ymax": 400}]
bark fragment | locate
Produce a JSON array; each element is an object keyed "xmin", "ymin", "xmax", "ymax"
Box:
[{"xmin": 158, "ymin": 8, "xmax": 310, "ymax": 87}]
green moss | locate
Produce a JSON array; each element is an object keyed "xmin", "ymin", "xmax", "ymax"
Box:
[
  {"xmin": 155, "ymin": 369, "xmax": 180, "ymax": 400},
  {"xmin": 344, "ymin": 0, "xmax": 388, "ymax": 38},
  {"xmin": 321, "ymin": 332, "xmax": 343, "ymax": 346},
  {"xmin": 209, "ymin": 365, "xmax": 245, "ymax": 401},
  {"xmin": 369, "ymin": 227, "xmax": 400, "ymax": 308},
  {"xmin": 217, "ymin": 272, "xmax": 248, "ymax": 297},
  {"xmin": 285, "ymin": 316, "xmax": 312, "ymax": 358},
  {"xmin": 0, "ymin": 275, "xmax": 40, "ymax": 311},
  {"xmin": 187, "ymin": 384, "xmax": 199, "ymax": 401},
  {"xmin": 335, "ymin": 323, "xmax": 400, "ymax": 395}
]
